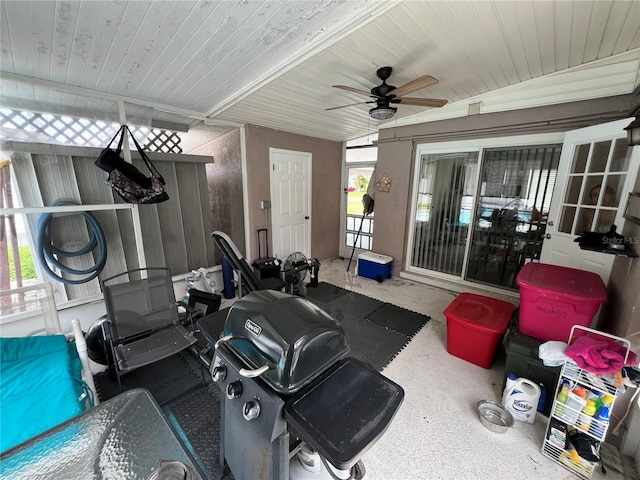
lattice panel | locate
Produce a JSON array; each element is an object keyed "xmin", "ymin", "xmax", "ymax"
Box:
[
  {"xmin": 0, "ymin": 109, "xmax": 181, "ymax": 153},
  {"xmin": 143, "ymin": 130, "xmax": 183, "ymax": 153}
]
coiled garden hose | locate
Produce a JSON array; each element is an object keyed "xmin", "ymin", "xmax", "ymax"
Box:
[{"xmin": 36, "ymin": 200, "xmax": 107, "ymax": 284}]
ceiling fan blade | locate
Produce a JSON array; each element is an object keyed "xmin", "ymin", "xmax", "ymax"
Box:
[
  {"xmin": 397, "ymin": 97, "xmax": 448, "ymax": 108},
  {"xmin": 325, "ymin": 101, "xmax": 373, "ymax": 111},
  {"xmin": 389, "ymin": 75, "xmax": 439, "ymax": 97},
  {"xmin": 333, "ymin": 85, "xmax": 376, "ymax": 97}
]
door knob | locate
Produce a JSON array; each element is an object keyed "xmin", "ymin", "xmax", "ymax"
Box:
[
  {"xmin": 544, "ymin": 234, "xmax": 551, "ymax": 239},
  {"xmin": 547, "ymin": 220, "xmax": 554, "ymax": 227},
  {"xmin": 305, "ymin": 216, "xmax": 309, "ymax": 220}
]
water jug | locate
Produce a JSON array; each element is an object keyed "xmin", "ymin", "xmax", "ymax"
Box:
[{"xmin": 502, "ymin": 377, "xmax": 541, "ymax": 424}]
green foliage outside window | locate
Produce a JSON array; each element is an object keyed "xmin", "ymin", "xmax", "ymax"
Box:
[{"xmin": 7, "ymin": 245, "xmax": 37, "ymax": 281}]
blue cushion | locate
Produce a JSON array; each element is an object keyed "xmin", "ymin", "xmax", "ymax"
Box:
[{"xmin": 1, "ymin": 335, "xmax": 85, "ymax": 452}]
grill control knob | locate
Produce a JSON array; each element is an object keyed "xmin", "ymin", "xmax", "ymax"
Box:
[
  {"xmin": 226, "ymin": 381, "xmax": 243, "ymax": 399},
  {"xmin": 211, "ymin": 365, "xmax": 227, "ymax": 382},
  {"xmin": 243, "ymin": 399, "xmax": 261, "ymax": 421}
]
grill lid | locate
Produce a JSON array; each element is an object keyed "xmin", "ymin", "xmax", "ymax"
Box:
[{"xmin": 222, "ymin": 290, "xmax": 348, "ymax": 394}]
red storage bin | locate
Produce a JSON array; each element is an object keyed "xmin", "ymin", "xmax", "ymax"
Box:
[
  {"xmin": 516, "ymin": 263, "xmax": 607, "ymax": 342},
  {"xmin": 444, "ymin": 293, "xmax": 515, "ymax": 368}
]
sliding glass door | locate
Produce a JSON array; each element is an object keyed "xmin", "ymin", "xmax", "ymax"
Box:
[
  {"xmin": 466, "ymin": 145, "xmax": 560, "ymax": 289},
  {"xmin": 411, "ymin": 151, "xmax": 478, "ymax": 276},
  {"xmin": 409, "ymin": 137, "xmax": 561, "ymax": 291}
]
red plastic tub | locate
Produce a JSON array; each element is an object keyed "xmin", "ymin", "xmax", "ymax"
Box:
[
  {"xmin": 444, "ymin": 293, "xmax": 515, "ymax": 368},
  {"xmin": 516, "ymin": 263, "xmax": 607, "ymax": 342}
]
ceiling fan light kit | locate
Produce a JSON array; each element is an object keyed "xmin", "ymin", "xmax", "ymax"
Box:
[
  {"xmin": 330, "ymin": 66, "xmax": 448, "ymax": 120},
  {"xmin": 369, "ymin": 105, "xmax": 397, "ymax": 120}
]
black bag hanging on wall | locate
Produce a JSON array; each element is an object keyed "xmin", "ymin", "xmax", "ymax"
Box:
[
  {"xmin": 95, "ymin": 125, "xmax": 169, "ymax": 204},
  {"xmin": 95, "ymin": 125, "xmax": 126, "ymax": 173}
]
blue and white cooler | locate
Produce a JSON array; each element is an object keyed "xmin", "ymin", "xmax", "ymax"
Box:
[{"xmin": 357, "ymin": 252, "xmax": 393, "ymax": 282}]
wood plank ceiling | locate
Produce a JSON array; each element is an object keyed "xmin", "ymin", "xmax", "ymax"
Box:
[{"xmin": 1, "ymin": 0, "xmax": 639, "ymax": 142}]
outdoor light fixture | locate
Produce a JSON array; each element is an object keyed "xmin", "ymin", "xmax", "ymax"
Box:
[
  {"xmin": 369, "ymin": 105, "xmax": 397, "ymax": 120},
  {"xmin": 624, "ymin": 116, "xmax": 640, "ymax": 146}
]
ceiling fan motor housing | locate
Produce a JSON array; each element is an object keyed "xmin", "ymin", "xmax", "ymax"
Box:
[
  {"xmin": 371, "ymin": 66, "xmax": 396, "ymax": 98},
  {"xmin": 371, "ymin": 84, "xmax": 396, "ymax": 98},
  {"xmin": 376, "ymin": 66, "xmax": 393, "ymax": 81}
]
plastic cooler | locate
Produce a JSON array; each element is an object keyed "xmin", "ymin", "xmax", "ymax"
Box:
[
  {"xmin": 444, "ymin": 293, "xmax": 515, "ymax": 368},
  {"xmin": 357, "ymin": 252, "xmax": 392, "ymax": 281},
  {"xmin": 516, "ymin": 263, "xmax": 607, "ymax": 342}
]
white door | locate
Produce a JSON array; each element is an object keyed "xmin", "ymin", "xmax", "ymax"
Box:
[
  {"xmin": 269, "ymin": 148, "xmax": 312, "ymax": 260},
  {"xmin": 540, "ymin": 118, "xmax": 639, "ymax": 284}
]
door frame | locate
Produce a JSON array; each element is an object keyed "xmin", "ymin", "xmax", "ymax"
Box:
[{"xmin": 269, "ymin": 147, "xmax": 312, "ymax": 259}]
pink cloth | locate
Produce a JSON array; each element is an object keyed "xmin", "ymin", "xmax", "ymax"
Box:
[{"xmin": 565, "ymin": 335, "xmax": 637, "ymax": 374}]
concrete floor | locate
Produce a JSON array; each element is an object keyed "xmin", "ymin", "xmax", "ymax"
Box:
[{"xmin": 317, "ymin": 257, "xmax": 636, "ymax": 480}]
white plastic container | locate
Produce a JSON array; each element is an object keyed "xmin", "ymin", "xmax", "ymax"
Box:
[
  {"xmin": 502, "ymin": 377, "xmax": 541, "ymax": 424},
  {"xmin": 561, "ymin": 391, "xmax": 588, "ymax": 424}
]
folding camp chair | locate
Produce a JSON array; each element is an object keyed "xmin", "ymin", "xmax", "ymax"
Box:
[{"xmin": 101, "ymin": 267, "xmax": 205, "ymax": 391}]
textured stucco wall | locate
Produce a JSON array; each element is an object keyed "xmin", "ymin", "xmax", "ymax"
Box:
[
  {"xmin": 186, "ymin": 128, "xmax": 245, "ymax": 264},
  {"xmin": 244, "ymin": 124, "xmax": 342, "ymax": 262}
]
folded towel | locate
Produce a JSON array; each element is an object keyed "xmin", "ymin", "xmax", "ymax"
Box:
[{"xmin": 565, "ymin": 335, "xmax": 637, "ymax": 374}]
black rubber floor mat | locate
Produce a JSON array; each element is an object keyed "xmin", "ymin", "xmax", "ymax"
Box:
[
  {"xmin": 339, "ymin": 311, "xmax": 414, "ymax": 371},
  {"xmin": 366, "ymin": 303, "xmax": 431, "ymax": 338},
  {"xmin": 304, "ymin": 281, "xmax": 349, "ymax": 304},
  {"xmin": 323, "ymin": 290, "xmax": 384, "ymax": 318},
  {"xmin": 94, "ymin": 351, "xmax": 207, "ymax": 406}
]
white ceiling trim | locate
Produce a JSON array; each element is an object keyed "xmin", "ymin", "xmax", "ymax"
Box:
[{"xmin": 385, "ymin": 52, "xmax": 640, "ymax": 129}]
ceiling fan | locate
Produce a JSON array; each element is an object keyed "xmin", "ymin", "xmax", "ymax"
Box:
[{"xmin": 328, "ymin": 66, "xmax": 447, "ymax": 120}]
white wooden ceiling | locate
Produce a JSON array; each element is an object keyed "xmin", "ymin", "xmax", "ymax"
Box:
[{"xmin": 1, "ymin": 0, "xmax": 639, "ymax": 142}]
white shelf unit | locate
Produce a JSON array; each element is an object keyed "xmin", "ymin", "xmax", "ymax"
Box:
[{"xmin": 540, "ymin": 327, "xmax": 630, "ymax": 479}]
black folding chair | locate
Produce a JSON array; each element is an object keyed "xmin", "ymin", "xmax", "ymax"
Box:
[{"xmin": 101, "ymin": 267, "xmax": 205, "ymax": 391}]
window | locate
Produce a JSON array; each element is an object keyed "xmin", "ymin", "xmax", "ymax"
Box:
[{"xmin": 344, "ymin": 135, "xmax": 377, "ymax": 253}]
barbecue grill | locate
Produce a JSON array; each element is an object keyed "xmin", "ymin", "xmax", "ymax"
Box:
[{"xmin": 209, "ymin": 289, "xmax": 404, "ymax": 480}]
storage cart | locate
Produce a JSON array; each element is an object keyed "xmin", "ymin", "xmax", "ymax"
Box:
[{"xmin": 541, "ymin": 326, "xmax": 630, "ymax": 479}]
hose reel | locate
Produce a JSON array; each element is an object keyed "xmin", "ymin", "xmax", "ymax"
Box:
[{"xmin": 36, "ymin": 200, "xmax": 107, "ymax": 284}]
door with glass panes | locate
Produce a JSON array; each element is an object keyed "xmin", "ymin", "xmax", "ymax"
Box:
[
  {"xmin": 343, "ymin": 165, "xmax": 375, "ymax": 255},
  {"xmin": 540, "ymin": 118, "xmax": 640, "ymax": 284}
]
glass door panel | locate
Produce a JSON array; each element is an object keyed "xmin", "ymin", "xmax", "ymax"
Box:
[
  {"xmin": 345, "ymin": 166, "xmax": 374, "ymax": 250},
  {"xmin": 466, "ymin": 145, "xmax": 561, "ymax": 289},
  {"xmin": 410, "ymin": 152, "xmax": 478, "ymax": 276}
]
